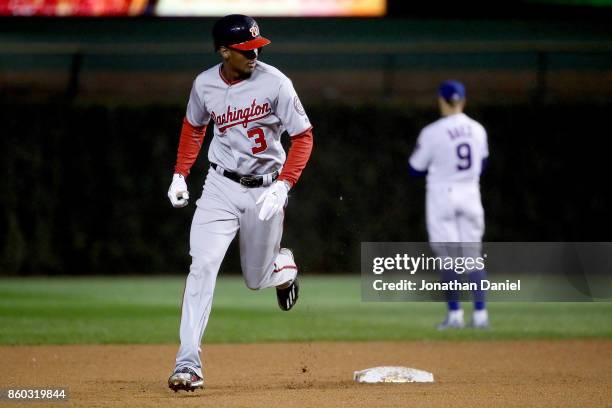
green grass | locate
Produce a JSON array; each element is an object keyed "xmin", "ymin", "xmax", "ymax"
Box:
[{"xmin": 0, "ymin": 276, "xmax": 611, "ymax": 345}]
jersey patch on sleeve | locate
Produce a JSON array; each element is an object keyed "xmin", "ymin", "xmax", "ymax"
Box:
[{"xmin": 293, "ymin": 96, "xmax": 305, "ymax": 116}]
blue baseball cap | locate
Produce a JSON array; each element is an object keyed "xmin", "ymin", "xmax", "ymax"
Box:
[{"xmin": 438, "ymin": 80, "xmax": 466, "ymax": 102}]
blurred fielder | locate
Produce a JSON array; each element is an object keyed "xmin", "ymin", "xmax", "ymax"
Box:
[
  {"xmin": 166, "ymin": 14, "xmax": 313, "ymax": 391},
  {"xmin": 409, "ymin": 80, "xmax": 489, "ymax": 330}
]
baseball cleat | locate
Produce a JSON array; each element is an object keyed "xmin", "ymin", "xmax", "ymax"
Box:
[
  {"xmin": 469, "ymin": 310, "xmax": 490, "ymax": 329},
  {"xmin": 468, "ymin": 320, "xmax": 490, "ymax": 329},
  {"xmin": 276, "ymin": 277, "xmax": 299, "ymax": 311},
  {"xmin": 168, "ymin": 367, "xmax": 204, "ymax": 392},
  {"xmin": 436, "ymin": 310, "xmax": 465, "ymax": 330}
]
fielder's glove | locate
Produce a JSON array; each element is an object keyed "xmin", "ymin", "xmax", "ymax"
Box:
[
  {"xmin": 256, "ymin": 180, "xmax": 290, "ymax": 221},
  {"xmin": 167, "ymin": 173, "xmax": 189, "ymax": 208}
]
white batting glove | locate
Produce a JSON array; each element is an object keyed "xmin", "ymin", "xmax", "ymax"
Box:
[
  {"xmin": 167, "ymin": 173, "xmax": 190, "ymax": 208},
  {"xmin": 256, "ymin": 180, "xmax": 290, "ymax": 221}
]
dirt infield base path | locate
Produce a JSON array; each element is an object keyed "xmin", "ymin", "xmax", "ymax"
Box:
[{"xmin": 2, "ymin": 341, "xmax": 611, "ymax": 407}]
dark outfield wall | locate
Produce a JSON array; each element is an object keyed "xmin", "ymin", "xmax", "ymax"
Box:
[
  {"xmin": 0, "ymin": 102, "xmax": 608, "ymax": 275},
  {"xmin": 2, "ymin": 17, "xmax": 612, "ymax": 105}
]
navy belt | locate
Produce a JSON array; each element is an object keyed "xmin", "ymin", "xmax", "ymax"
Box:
[{"xmin": 211, "ymin": 163, "xmax": 279, "ymax": 188}]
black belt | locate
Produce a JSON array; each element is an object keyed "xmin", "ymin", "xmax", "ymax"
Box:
[{"xmin": 211, "ymin": 163, "xmax": 279, "ymax": 188}]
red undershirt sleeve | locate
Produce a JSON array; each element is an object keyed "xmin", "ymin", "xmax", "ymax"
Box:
[
  {"xmin": 278, "ymin": 127, "xmax": 314, "ymax": 187},
  {"xmin": 174, "ymin": 117, "xmax": 207, "ymax": 177}
]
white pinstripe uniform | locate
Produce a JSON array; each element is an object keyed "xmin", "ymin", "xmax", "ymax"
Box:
[{"xmin": 410, "ymin": 113, "xmax": 488, "ymax": 249}]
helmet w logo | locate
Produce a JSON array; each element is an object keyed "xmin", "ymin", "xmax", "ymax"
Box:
[{"xmin": 249, "ymin": 24, "xmax": 260, "ymax": 38}]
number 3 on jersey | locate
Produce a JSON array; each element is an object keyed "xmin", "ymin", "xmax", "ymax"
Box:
[
  {"xmin": 456, "ymin": 143, "xmax": 472, "ymax": 170},
  {"xmin": 247, "ymin": 128, "xmax": 268, "ymax": 154}
]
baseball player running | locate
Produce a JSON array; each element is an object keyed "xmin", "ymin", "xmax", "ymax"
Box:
[
  {"xmin": 166, "ymin": 14, "xmax": 313, "ymax": 392},
  {"xmin": 409, "ymin": 80, "xmax": 489, "ymax": 330}
]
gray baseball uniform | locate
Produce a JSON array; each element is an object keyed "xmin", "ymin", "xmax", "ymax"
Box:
[{"xmin": 174, "ymin": 61, "xmax": 311, "ymax": 377}]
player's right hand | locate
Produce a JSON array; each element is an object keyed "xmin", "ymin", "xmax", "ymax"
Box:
[{"xmin": 167, "ymin": 173, "xmax": 190, "ymax": 208}]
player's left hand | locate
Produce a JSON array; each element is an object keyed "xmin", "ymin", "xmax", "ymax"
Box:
[{"xmin": 256, "ymin": 180, "xmax": 290, "ymax": 221}]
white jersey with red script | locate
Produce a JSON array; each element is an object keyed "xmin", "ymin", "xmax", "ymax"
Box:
[
  {"xmin": 409, "ymin": 113, "xmax": 489, "ymax": 245},
  {"xmin": 186, "ymin": 61, "xmax": 311, "ymax": 176}
]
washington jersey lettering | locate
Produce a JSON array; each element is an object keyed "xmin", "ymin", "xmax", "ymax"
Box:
[{"xmin": 186, "ymin": 61, "xmax": 311, "ymax": 176}]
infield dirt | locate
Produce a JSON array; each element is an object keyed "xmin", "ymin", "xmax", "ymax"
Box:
[{"xmin": 2, "ymin": 340, "xmax": 611, "ymax": 407}]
